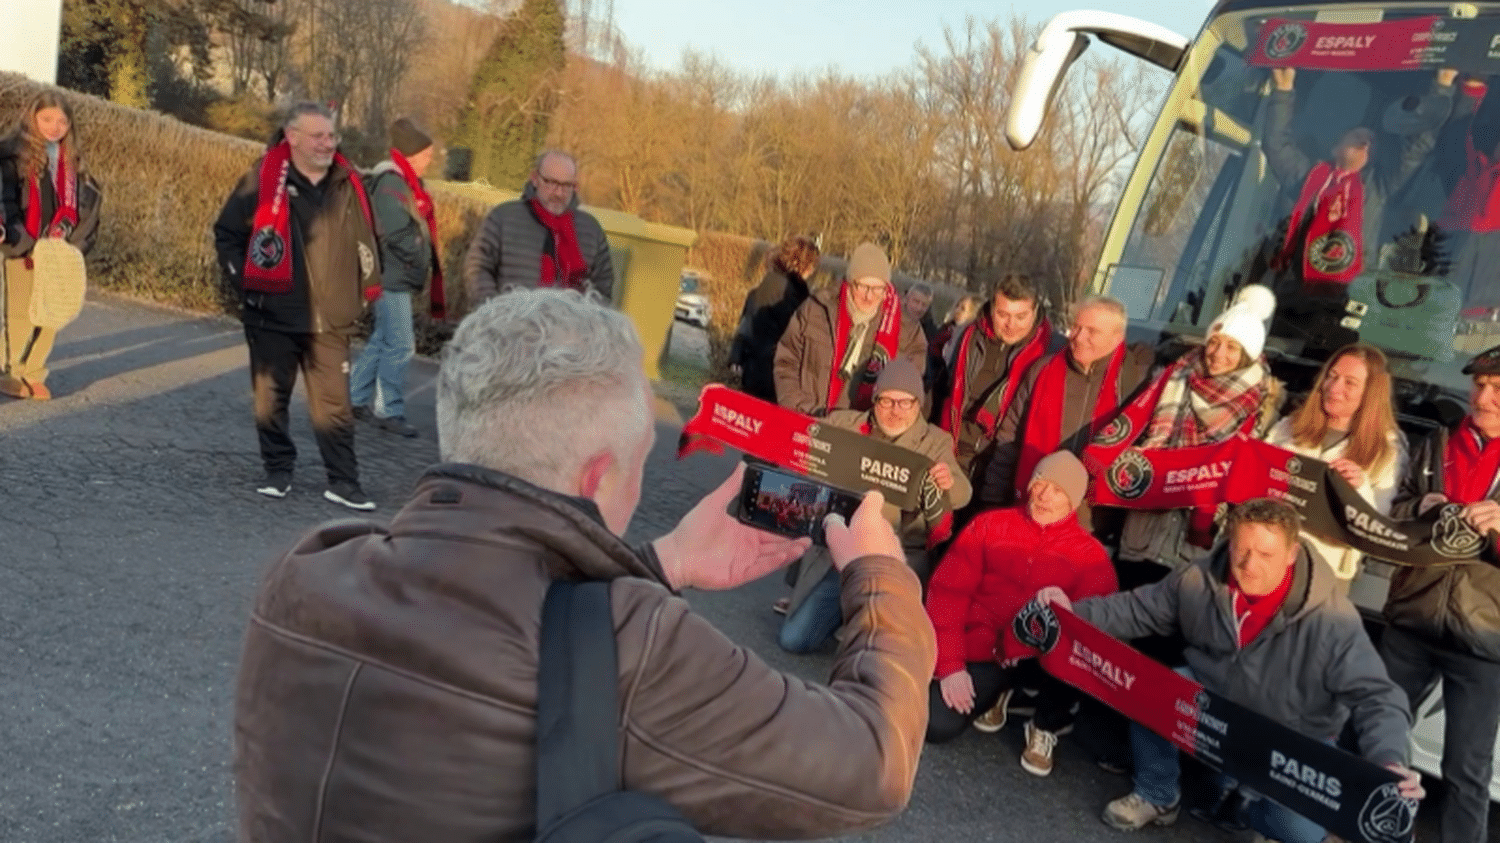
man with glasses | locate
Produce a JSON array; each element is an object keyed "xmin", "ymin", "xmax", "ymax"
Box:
[
  {"xmin": 774, "ymin": 242, "xmax": 927, "ymax": 417},
  {"xmin": 213, "ymin": 102, "xmax": 381, "ymax": 510},
  {"xmin": 778, "ymin": 357, "xmax": 969, "ymax": 653},
  {"xmin": 462, "ymin": 150, "xmax": 615, "ymax": 304}
]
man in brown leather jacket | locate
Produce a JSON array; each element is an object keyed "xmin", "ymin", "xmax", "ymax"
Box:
[{"xmin": 232, "ymin": 288, "xmax": 938, "ymax": 842}]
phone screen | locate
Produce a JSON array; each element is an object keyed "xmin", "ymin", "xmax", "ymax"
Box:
[{"xmin": 734, "ymin": 462, "xmax": 863, "ymax": 546}]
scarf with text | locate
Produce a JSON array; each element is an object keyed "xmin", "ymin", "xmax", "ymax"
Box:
[
  {"xmin": 1276, "ymin": 161, "xmax": 1366, "ymax": 284},
  {"xmin": 529, "ymin": 198, "xmax": 588, "ymax": 290},
  {"xmin": 1014, "ymin": 344, "xmax": 1125, "ymax": 500},
  {"xmin": 942, "ymin": 312, "xmax": 1051, "ymax": 440},
  {"xmin": 390, "ymin": 149, "xmax": 447, "ymax": 318},
  {"xmin": 827, "ymin": 282, "xmax": 903, "ymax": 412},
  {"xmin": 1087, "ymin": 435, "xmax": 1493, "ymax": 568},
  {"xmin": 1444, "ymin": 418, "xmax": 1500, "ymax": 504},
  {"xmin": 860, "ymin": 420, "xmax": 953, "ymax": 549},
  {"xmin": 243, "ymin": 141, "xmax": 375, "ymax": 294},
  {"xmin": 25, "ymin": 139, "xmax": 77, "ymax": 241},
  {"xmin": 1004, "ymin": 601, "xmax": 1417, "ymax": 843}
]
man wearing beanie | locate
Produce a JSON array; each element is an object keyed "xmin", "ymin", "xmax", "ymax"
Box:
[
  {"xmin": 777, "ymin": 356, "xmax": 969, "ymax": 653},
  {"xmin": 924, "ymin": 450, "xmax": 1115, "ymax": 775},
  {"xmin": 774, "ymin": 242, "xmax": 927, "ymax": 416},
  {"xmin": 462, "ymin": 150, "xmax": 615, "ymax": 303},
  {"xmin": 349, "ymin": 117, "xmax": 448, "ymax": 438}
]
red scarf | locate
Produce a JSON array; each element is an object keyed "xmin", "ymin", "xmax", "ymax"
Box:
[
  {"xmin": 390, "ymin": 149, "xmax": 447, "ymax": 318},
  {"xmin": 528, "ymin": 198, "xmax": 588, "ymax": 289},
  {"xmin": 1276, "ymin": 161, "xmax": 1365, "ymax": 284},
  {"xmin": 1228, "ymin": 564, "xmax": 1293, "ymax": 648},
  {"xmin": 1443, "ymin": 418, "xmax": 1500, "ymax": 504},
  {"xmin": 25, "ymin": 140, "xmax": 78, "ymax": 240},
  {"xmin": 827, "ymin": 283, "xmax": 903, "ymax": 412},
  {"xmin": 243, "ymin": 141, "xmax": 375, "ymax": 295},
  {"xmin": 860, "ymin": 420, "xmax": 953, "ymax": 549},
  {"xmin": 1013, "ymin": 344, "xmax": 1125, "ymax": 499},
  {"xmin": 942, "ymin": 312, "xmax": 1051, "ymax": 439},
  {"xmin": 1440, "ymin": 83, "xmax": 1500, "ymax": 234}
]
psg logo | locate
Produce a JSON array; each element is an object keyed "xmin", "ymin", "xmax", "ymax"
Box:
[
  {"xmin": 250, "ymin": 228, "xmax": 286, "ymax": 271},
  {"xmin": 1309, "ymin": 231, "xmax": 1358, "ymax": 275},
  {"xmin": 1264, "ymin": 22, "xmax": 1309, "ymax": 60},
  {"xmin": 1094, "ymin": 416, "xmax": 1133, "ymax": 447},
  {"xmin": 1432, "ymin": 503, "xmax": 1485, "ymax": 559},
  {"xmin": 1358, "ymin": 782, "xmax": 1417, "ymax": 843},
  {"xmin": 1105, "ymin": 449, "xmax": 1154, "ymax": 501},
  {"xmin": 1012, "ymin": 599, "xmax": 1061, "ymax": 654}
]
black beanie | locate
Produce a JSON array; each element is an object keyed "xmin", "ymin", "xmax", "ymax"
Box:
[{"xmin": 390, "ymin": 117, "xmax": 433, "ymax": 156}]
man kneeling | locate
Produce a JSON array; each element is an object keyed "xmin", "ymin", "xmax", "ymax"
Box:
[
  {"xmin": 1040, "ymin": 498, "xmax": 1422, "ymax": 842},
  {"xmin": 924, "ymin": 451, "xmax": 1116, "ymax": 777}
]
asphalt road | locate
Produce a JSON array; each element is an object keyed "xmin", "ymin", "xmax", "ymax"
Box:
[{"xmin": 0, "ymin": 298, "xmax": 1482, "ymax": 842}]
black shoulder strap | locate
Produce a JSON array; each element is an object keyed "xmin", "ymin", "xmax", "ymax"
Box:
[{"xmin": 536, "ymin": 579, "xmax": 620, "ymax": 828}]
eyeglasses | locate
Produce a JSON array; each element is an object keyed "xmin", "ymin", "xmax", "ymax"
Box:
[
  {"xmin": 851, "ymin": 281, "xmax": 887, "ymax": 295},
  {"xmin": 874, "ymin": 396, "xmax": 919, "ymax": 410},
  {"xmin": 537, "ymin": 174, "xmax": 578, "ymax": 191}
]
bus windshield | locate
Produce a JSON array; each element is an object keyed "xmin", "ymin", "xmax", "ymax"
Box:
[{"xmin": 1113, "ymin": 5, "xmax": 1500, "ymax": 398}]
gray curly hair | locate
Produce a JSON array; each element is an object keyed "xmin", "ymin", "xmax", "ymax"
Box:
[{"xmin": 436, "ymin": 289, "xmax": 650, "ymax": 487}]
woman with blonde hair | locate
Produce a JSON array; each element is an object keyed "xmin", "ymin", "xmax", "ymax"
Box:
[
  {"xmin": 1265, "ymin": 343, "xmax": 1406, "ymax": 586},
  {"xmin": 0, "ymin": 89, "xmax": 103, "ymax": 400}
]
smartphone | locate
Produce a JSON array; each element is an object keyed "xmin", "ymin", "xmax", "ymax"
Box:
[{"xmin": 731, "ymin": 461, "xmax": 863, "ymax": 546}]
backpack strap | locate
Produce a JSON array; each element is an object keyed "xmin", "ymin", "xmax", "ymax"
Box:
[{"xmin": 536, "ymin": 579, "xmax": 620, "ymax": 828}]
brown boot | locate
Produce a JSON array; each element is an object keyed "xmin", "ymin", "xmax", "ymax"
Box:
[
  {"xmin": 23, "ymin": 380, "xmax": 50, "ymax": 400},
  {"xmin": 0, "ymin": 375, "xmax": 29, "ymax": 399}
]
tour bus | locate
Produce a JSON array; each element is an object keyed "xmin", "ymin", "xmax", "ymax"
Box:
[{"xmin": 1008, "ymin": 1, "xmax": 1500, "ymax": 799}]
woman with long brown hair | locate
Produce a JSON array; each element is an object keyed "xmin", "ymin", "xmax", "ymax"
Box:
[
  {"xmin": 0, "ymin": 89, "xmax": 103, "ymax": 400},
  {"xmin": 1265, "ymin": 343, "xmax": 1407, "ymax": 586}
]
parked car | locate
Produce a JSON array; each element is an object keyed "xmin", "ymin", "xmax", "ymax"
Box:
[{"xmin": 674, "ymin": 271, "xmax": 711, "ymax": 328}]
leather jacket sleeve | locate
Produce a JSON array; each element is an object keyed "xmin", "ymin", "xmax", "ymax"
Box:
[{"xmin": 613, "ymin": 554, "xmax": 935, "ymax": 838}]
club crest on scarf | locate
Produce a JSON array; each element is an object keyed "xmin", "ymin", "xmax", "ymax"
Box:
[
  {"xmin": 1094, "ymin": 416, "xmax": 1134, "ymax": 447},
  {"xmin": 1357, "ymin": 782, "xmax": 1418, "ymax": 843},
  {"xmin": 250, "ymin": 227, "xmax": 286, "ymax": 271},
  {"xmin": 1310, "ymin": 230, "xmax": 1358, "ymax": 276},
  {"xmin": 1105, "ymin": 449, "xmax": 1155, "ymax": 501},
  {"xmin": 1263, "ymin": 22, "xmax": 1309, "ymax": 59},
  {"xmin": 1432, "ymin": 503, "xmax": 1486, "ymax": 558},
  {"xmin": 1012, "ymin": 598, "xmax": 1062, "ymax": 653}
]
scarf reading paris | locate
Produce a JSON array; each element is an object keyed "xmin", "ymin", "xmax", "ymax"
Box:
[
  {"xmin": 1013, "ymin": 344, "xmax": 1125, "ymax": 500},
  {"xmin": 828, "ymin": 282, "xmax": 903, "ymax": 411},
  {"xmin": 390, "ymin": 148, "xmax": 447, "ymax": 319},
  {"xmin": 1275, "ymin": 161, "xmax": 1365, "ymax": 284},
  {"xmin": 529, "ymin": 198, "xmax": 588, "ymax": 289},
  {"xmin": 25, "ymin": 139, "xmax": 78, "ymax": 241},
  {"xmin": 243, "ymin": 140, "xmax": 375, "ymax": 294},
  {"xmin": 860, "ymin": 420, "xmax": 953, "ymax": 549},
  {"xmin": 942, "ymin": 313, "xmax": 1051, "ymax": 439}
]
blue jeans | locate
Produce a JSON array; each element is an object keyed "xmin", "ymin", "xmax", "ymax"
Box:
[
  {"xmin": 778, "ymin": 569, "xmax": 841, "ymax": 653},
  {"xmin": 349, "ymin": 291, "xmax": 415, "ymax": 419}
]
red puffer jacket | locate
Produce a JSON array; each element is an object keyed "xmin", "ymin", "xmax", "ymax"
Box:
[{"xmin": 926, "ymin": 507, "xmax": 1117, "ymax": 678}]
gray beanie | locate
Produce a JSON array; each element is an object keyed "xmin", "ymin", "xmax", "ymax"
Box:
[
  {"xmin": 873, "ymin": 356, "xmax": 923, "ymax": 401},
  {"xmin": 847, "ymin": 242, "xmax": 891, "ymax": 285},
  {"xmin": 1030, "ymin": 450, "xmax": 1089, "ymax": 511}
]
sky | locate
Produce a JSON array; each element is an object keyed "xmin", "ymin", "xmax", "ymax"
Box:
[{"xmin": 609, "ymin": 0, "xmax": 1218, "ymax": 80}]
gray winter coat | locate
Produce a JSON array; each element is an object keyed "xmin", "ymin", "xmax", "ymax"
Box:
[
  {"xmin": 1075, "ymin": 539, "xmax": 1411, "ymax": 766},
  {"xmin": 367, "ymin": 162, "xmax": 434, "ymax": 294},
  {"xmin": 461, "ymin": 181, "xmax": 614, "ymax": 304}
]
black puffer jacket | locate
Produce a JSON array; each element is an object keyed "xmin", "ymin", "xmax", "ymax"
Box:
[
  {"xmin": 1385, "ymin": 424, "xmax": 1500, "ymax": 663},
  {"xmin": 728, "ymin": 268, "xmax": 810, "ymax": 402}
]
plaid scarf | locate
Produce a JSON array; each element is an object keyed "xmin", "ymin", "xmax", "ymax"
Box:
[
  {"xmin": 1139, "ymin": 347, "xmax": 1267, "ymax": 449},
  {"xmin": 827, "ymin": 282, "xmax": 902, "ymax": 412},
  {"xmin": 390, "ymin": 149, "xmax": 446, "ymax": 318},
  {"xmin": 860, "ymin": 420, "xmax": 953, "ymax": 549}
]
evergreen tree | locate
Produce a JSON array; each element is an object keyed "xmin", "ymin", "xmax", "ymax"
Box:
[{"xmin": 450, "ymin": 0, "xmax": 566, "ymax": 188}]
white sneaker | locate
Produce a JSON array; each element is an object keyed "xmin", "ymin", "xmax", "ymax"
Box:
[{"xmin": 1103, "ymin": 792, "xmax": 1180, "ymax": 830}]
